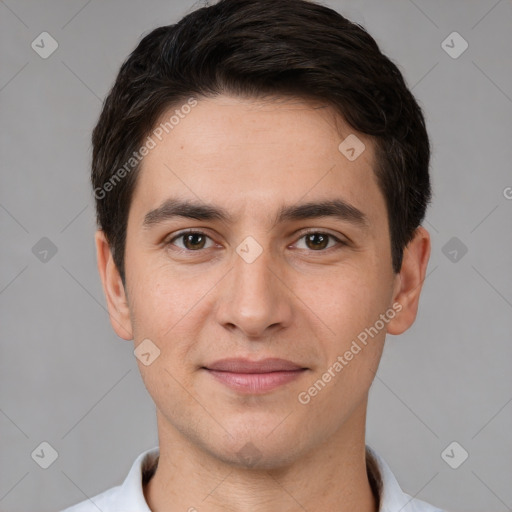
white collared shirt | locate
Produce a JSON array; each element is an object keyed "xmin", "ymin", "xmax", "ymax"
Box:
[{"xmin": 61, "ymin": 445, "xmax": 445, "ymax": 512}]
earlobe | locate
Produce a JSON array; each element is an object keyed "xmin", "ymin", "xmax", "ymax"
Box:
[
  {"xmin": 94, "ymin": 230, "xmax": 134, "ymax": 340},
  {"xmin": 387, "ymin": 226, "xmax": 431, "ymax": 336}
]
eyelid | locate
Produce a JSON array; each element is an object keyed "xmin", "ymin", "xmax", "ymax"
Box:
[
  {"xmin": 168, "ymin": 228, "xmax": 209, "ymax": 239},
  {"xmin": 294, "ymin": 227, "xmax": 347, "ymax": 240}
]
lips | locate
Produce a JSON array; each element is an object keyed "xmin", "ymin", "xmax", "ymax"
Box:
[
  {"xmin": 203, "ymin": 358, "xmax": 307, "ymax": 393},
  {"xmin": 205, "ymin": 358, "xmax": 305, "ymax": 373}
]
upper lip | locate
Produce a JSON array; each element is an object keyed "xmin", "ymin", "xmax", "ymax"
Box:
[{"xmin": 204, "ymin": 358, "xmax": 306, "ymax": 373}]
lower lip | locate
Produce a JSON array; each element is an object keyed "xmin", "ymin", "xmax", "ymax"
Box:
[{"xmin": 205, "ymin": 369, "xmax": 306, "ymax": 393}]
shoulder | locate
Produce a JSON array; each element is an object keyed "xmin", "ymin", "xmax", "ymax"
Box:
[
  {"xmin": 59, "ymin": 447, "xmax": 159, "ymax": 512},
  {"xmin": 398, "ymin": 493, "xmax": 446, "ymax": 512},
  {"xmin": 366, "ymin": 446, "xmax": 446, "ymax": 512},
  {"xmin": 59, "ymin": 484, "xmax": 123, "ymax": 512}
]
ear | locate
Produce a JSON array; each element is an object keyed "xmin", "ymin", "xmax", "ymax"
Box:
[
  {"xmin": 95, "ymin": 230, "xmax": 133, "ymax": 340},
  {"xmin": 387, "ymin": 226, "xmax": 431, "ymax": 335}
]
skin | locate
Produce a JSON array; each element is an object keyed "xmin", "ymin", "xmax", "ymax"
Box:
[{"xmin": 96, "ymin": 94, "xmax": 430, "ymax": 512}]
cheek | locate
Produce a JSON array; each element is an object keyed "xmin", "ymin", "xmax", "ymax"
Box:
[
  {"xmin": 294, "ymin": 263, "xmax": 390, "ymax": 338},
  {"xmin": 127, "ymin": 262, "xmax": 219, "ymax": 372},
  {"xmin": 296, "ymin": 268, "xmax": 393, "ymax": 392},
  {"xmin": 126, "ymin": 256, "xmax": 201, "ymax": 334}
]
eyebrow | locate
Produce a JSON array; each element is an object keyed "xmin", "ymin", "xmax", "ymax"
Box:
[{"xmin": 142, "ymin": 197, "xmax": 369, "ymax": 229}]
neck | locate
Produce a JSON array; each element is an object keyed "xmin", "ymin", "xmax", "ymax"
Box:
[{"xmin": 144, "ymin": 404, "xmax": 378, "ymax": 512}]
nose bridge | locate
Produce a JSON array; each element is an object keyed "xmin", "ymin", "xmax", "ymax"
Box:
[{"xmin": 219, "ymin": 239, "xmax": 290, "ymax": 337}]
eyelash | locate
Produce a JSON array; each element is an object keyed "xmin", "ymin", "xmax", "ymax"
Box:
[{"xmin": 166, "ymin": 229, "xmax": 346, "ymax": 253}]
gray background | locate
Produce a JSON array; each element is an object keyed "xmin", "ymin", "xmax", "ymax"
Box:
[{"xmin": 1, "ymin": 1, "xmax": 511, "ymax": 511}]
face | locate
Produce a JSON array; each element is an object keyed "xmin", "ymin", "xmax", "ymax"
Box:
[{"xmin": 98, "ymin": 94, "xmax": 428, "ymax": 469}]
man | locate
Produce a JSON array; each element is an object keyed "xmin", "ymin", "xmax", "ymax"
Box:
[{"xmin": 63, "ymin": 0, "xmax": 442, "ymax": 510}]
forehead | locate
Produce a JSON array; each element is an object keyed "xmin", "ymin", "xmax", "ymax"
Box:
[{"xmin": 129, "ymin": 94, "xmax": 385, "ymax": 228}]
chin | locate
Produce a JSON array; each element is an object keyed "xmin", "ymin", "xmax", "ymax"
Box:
[
  {"xmin": 219, "ymin": 443, "xmax": 302, "ymax": 471},
  {"xmin": 208, "ymin": 426, "xmax": 308, "ymax": 471}
]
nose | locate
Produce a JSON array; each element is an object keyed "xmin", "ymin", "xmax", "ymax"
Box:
[{"xmin": 215, "ymin": 243, "xmax": 293, "ymax": 339}]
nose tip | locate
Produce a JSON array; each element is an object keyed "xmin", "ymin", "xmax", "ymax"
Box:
[{"xmin": 224, "ymin": 319, "xmax": 281, "ymax": 340}]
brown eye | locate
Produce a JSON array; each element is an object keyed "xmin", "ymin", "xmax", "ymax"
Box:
[
  {"xmin": 182, "ymin": 233, "xmax": 206, "ymax": 250},
  {"xmin": 168, "ymin": 231, "xmax": 213, "ymax": 251},
  {"xmin": 304, "ymin": 233, "xmax": 330, "ymax": 250},
  {"xmin": 294, "ymin": 231, "xmax": 344, "ymax": 251}
]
